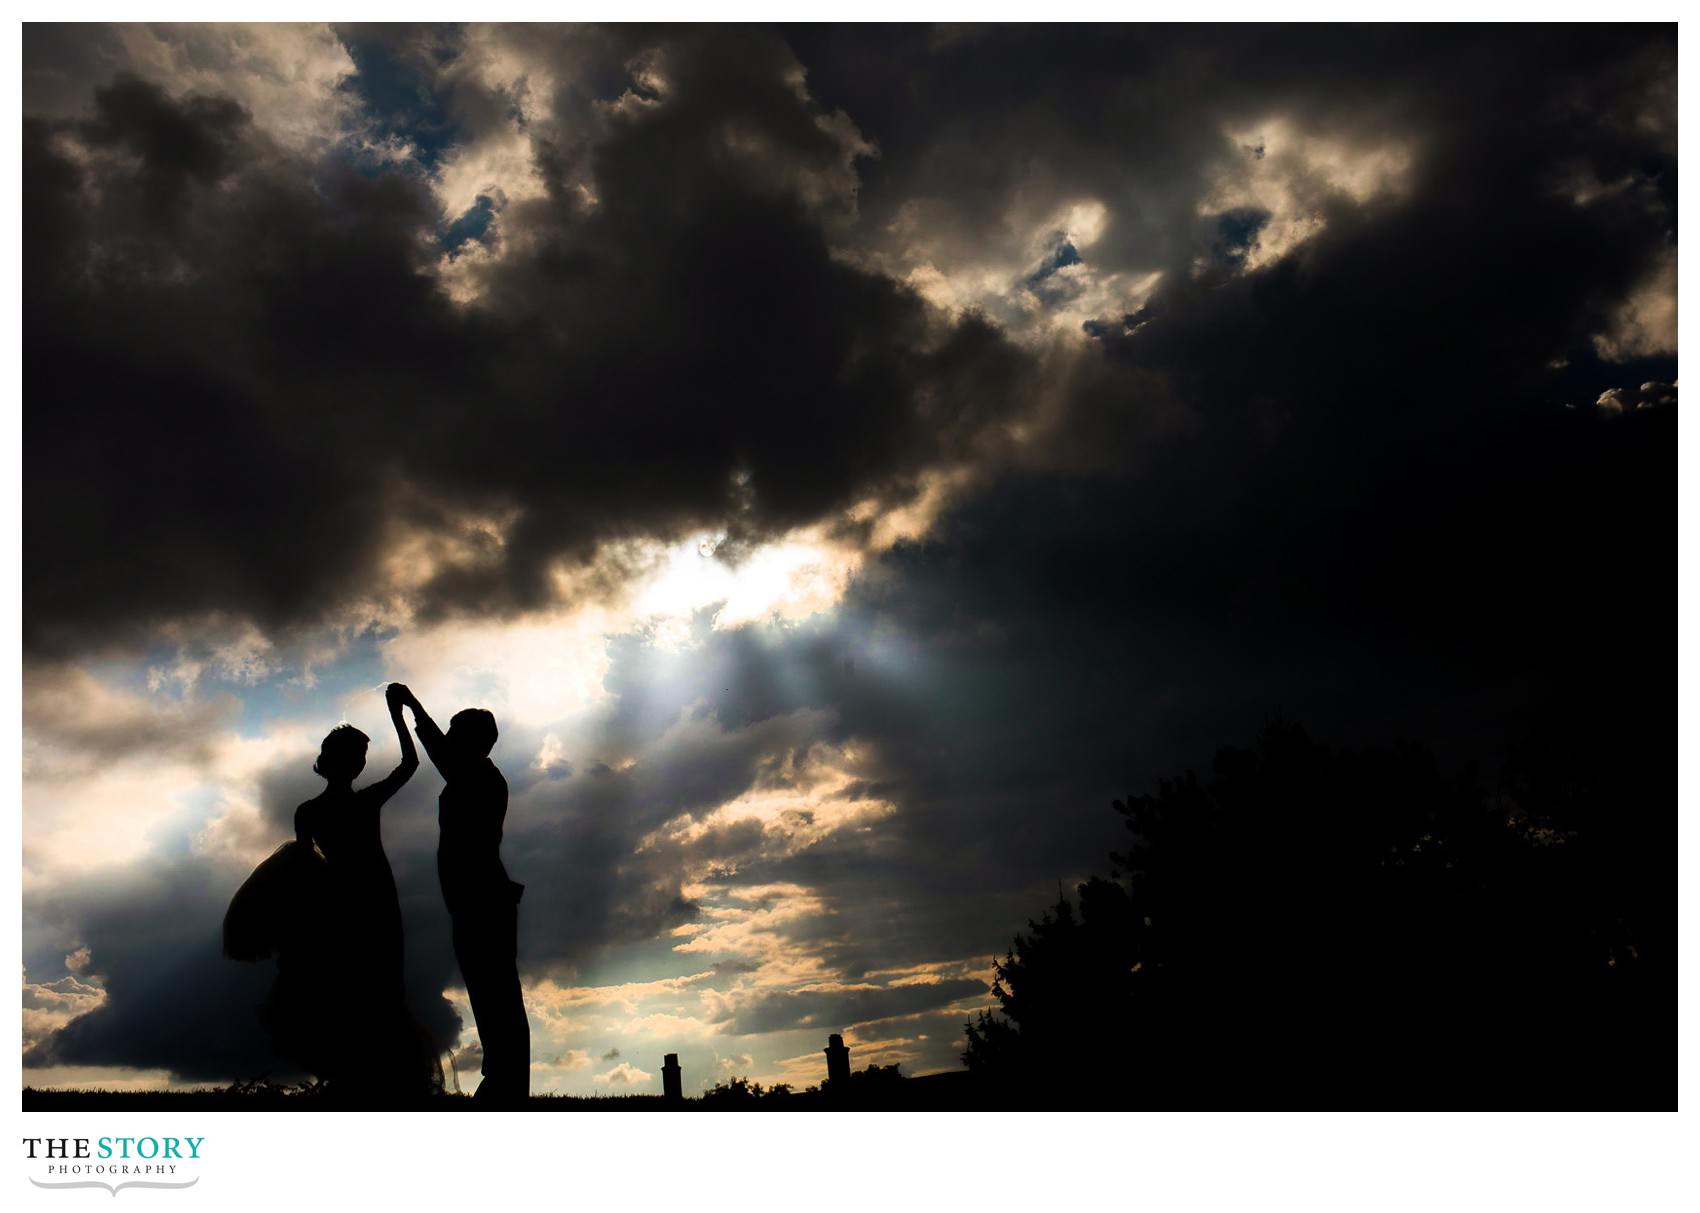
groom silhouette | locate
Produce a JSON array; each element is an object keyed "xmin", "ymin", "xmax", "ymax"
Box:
[{"xmin": 392, "ymin": 685, "xmax": 530, "ymax": 1105}]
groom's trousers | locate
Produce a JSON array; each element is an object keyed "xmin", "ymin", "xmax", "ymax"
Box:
[{"xmin": 450, "ymin": 879, "xmax": 530, "ymax": 1104}]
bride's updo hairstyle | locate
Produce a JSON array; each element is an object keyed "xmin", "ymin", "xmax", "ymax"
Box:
[{"xmin": 314, "ymin": 724, "xmax": 370, "ymax": 783}]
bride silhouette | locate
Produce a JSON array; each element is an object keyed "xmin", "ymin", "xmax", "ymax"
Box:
[{"xmin": 225, "ymin": 684, "xmax": 442, "ymax": 1101}]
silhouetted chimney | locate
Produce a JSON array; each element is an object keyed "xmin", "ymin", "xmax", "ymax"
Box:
[
  {"xmin": 662, "ymin": 1053, "xmax": 682, "ymax": 1102},
  {"xmin": 824, "ymin": 1033, "xmax": 851, "ymax": 1087}
]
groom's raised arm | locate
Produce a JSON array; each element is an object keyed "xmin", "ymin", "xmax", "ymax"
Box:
[{"xmin": 396, "ymin": 685, "xmax": 457, "ymax": 781}]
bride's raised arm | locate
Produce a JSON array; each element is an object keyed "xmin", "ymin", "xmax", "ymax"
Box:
[{"xmin": 363, "ymin": 683, "xmax": 421, "ymax": 804}]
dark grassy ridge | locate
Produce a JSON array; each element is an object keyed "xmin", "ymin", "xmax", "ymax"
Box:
[
  {"xmin": 23, "ymin": 1071, "xmax": 981, "ymax": 1112},
  {"xmin": 24, "ymin": 1087, "xmax": 662, "ymax": 1111}
]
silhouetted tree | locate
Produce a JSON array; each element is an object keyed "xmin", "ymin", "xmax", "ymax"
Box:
[
  {"xmin": 962, "ymin": 880, "xmax": 1134, "ymax": 1097},
  {"xmin": 965, "ymin": 720, "xmax": 1667, "ymax": 1107}
]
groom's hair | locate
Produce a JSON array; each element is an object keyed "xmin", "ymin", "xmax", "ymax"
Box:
[{"xmin": 449, "ymin": 708, "xmax": 498, "ymax": 758}]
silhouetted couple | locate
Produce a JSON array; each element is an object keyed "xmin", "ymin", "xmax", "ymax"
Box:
[{"xmin": 225, "ymin": 684, "xmax": 528, "ymax": 1106}]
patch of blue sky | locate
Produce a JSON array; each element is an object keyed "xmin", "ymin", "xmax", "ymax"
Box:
[
  {"xmin": 1551, "ymin": 344, "xmax": 1680, "ymax": 410},
  {"xmin": 99, "ymin": 628, "xmax": 393, "ymax": 737},
  {"xmin": 319, "ymin": 31, "xmax": 517, "ymax": 253},
  {"xmin": 22, "ymin": 919, "xmax": 80, "ymax": 983},
  {"xmin": 337, "ymin": 29, "xmax": 465, "ymax": 171},
  {"xmin": 441, "ymin": 193, "xmax": 497, "ymax": 252},
  {"xmin": 85, "ymin": 648, "xmax": 179, "ymax": 698},
  {"xmin": 563, "ymin": 933, "xmax": 730, "ymax": 993},
  {"xmin": 1211, "ymin": 206, "xmax": 1270, "ymax": 265},
  {"xmin": 1023, "ymin": 239, "xmax": 1082, "ymax": 292},
  {"xmin": 322, "ymin": 33, "xmax": 488, "ymax": 258},
  {"xmin": 225, "ymin": 631, "xmax": 393, "ymax": 737}
]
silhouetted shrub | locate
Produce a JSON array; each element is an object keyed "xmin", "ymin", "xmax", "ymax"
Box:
[{"xmin": 700, "ymin": 1075, "xmax": 776, "ymax": 1107}]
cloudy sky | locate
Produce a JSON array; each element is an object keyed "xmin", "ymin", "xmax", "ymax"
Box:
[{"xmin": 22, "ymin": 23, "xmax": 1675, "ymax": 1094}]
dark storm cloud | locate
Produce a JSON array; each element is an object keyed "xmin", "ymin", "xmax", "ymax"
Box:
[
  {"xmin": 24, "ymin": 27, "xmax": 1676, "ymax": 655},
  {"xmin": 24, "ymin": 854, "xmax": 298, "ymax": 1079},
  {"xmin": 785, "ymin": 25, "xmax": 1676, "ymax": 295},
  {"xmin": 23, "ymin": 26, "xmax": 1034, "ymax": 653}
]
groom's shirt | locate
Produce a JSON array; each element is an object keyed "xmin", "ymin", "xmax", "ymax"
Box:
[{"xmin": 415, "ymin": 718, "xmax": 514, "ymax": 915}]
